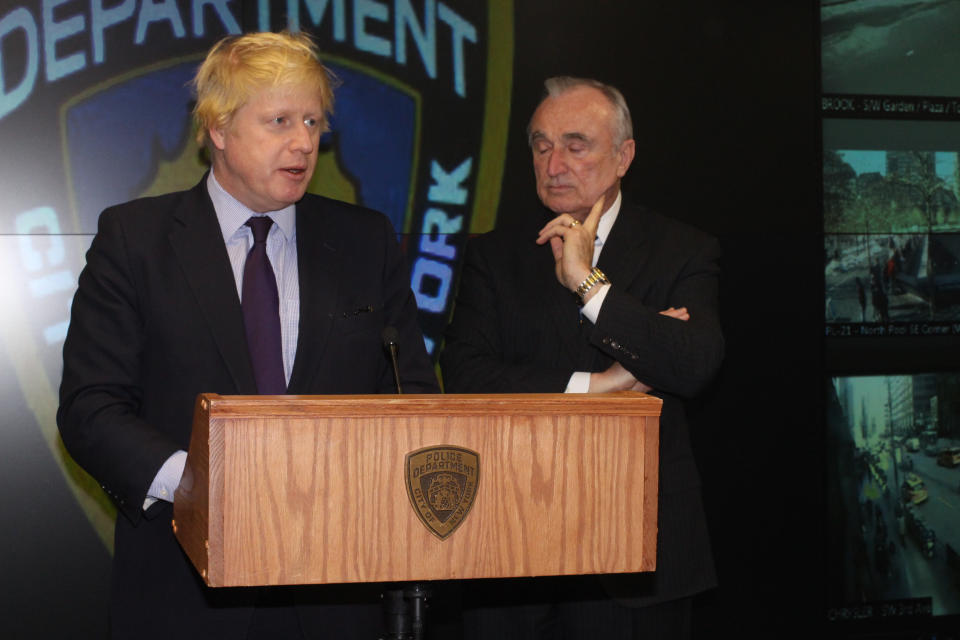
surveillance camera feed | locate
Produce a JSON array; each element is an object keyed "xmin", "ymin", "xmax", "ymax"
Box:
[
  {"xmin": 827, "ymin": 373, "xmax": 960, "ymax": 620},
  {"xmin": 823, "ymin": 120, "xmax": 960, "ymax": 335},
  {"xmin": 821, "ymin": 0, "xmax": 960, "ymax": 98}
]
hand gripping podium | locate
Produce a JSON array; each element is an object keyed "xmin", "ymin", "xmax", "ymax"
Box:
[{"xmin": 173, "ymin": 392, "xmax": 660, "ymax": 587}]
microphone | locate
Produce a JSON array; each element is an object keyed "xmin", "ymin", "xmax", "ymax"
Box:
[{"xmin": 382, "ymin": 326, "xmax": 403, "ymax": 394}]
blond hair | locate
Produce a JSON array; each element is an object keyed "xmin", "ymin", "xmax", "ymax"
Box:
[{"xmin": 192, "ymin": 31, "xmax": 336, "ymax": 147}]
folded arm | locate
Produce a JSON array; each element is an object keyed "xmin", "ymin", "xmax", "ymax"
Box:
[{"xmin": 588, "ymin": 239, "xmax": 724, "ymax": 398}]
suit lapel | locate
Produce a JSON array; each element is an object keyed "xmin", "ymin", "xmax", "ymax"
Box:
[
  {"xmin": 168, "ymin": 179, "xmax": 257, "ymax": 394},
  {"xmin": 597, "ymin": 203, "xmax": 652, "ymax": 294},
  {"xmin": 287, "ymin": 199, "xmax": 338, "ymax": 394}
]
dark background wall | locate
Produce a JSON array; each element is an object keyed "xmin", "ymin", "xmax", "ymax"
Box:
[{"xmin": 0, "ymin": 1, "xmax": 833, "ymax": 637}]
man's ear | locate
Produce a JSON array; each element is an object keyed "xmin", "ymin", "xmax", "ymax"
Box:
[
  {"xmin": 208, "ymin": 125, "xmax": 227, "ymax": 151},
  {"xmin": 616, "ymin": 139, "xmax": 636, "ymax": 178}
]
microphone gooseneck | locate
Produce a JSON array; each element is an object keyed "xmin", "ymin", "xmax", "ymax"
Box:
[{"xmin": 381, "ymin": 326, "xmax": 403, "ymax": 395}]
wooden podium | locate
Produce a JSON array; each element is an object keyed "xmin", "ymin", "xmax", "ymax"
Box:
[{"xmin": 173, "ymin": 392, "xmax": 660, "ymax": 588}]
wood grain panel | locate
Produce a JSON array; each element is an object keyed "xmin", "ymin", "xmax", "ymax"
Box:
[{"xmin": 174, "ymin": 393, "xmax": 660, "ymax": 587}]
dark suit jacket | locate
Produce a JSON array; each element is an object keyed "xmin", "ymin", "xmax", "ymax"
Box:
[
  {"xmin": 57, "ymin": 177, "xmax": 438, "ymax": 638},
  {"xmin": 440, "ymin": 201, "xmax": 723, "ymax": 606}
]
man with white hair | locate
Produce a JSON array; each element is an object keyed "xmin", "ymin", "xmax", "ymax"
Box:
[{"xmin": 441, "ymin": 76, "xmax": 724, "ymax": 638}]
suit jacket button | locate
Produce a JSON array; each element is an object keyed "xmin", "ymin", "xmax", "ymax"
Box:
[{"xmin": 602, "ymin": 337, "xmax": 611, "ymax": 345}]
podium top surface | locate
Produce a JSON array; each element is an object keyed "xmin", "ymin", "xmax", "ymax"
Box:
[{"xmin": 197, "ymin": 392, "xmax": 663, "ymax": 418}]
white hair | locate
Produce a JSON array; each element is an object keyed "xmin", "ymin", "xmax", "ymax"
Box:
[{"xmin": 529, "ymin": 76, "xmax": 634, "ymax": 147}]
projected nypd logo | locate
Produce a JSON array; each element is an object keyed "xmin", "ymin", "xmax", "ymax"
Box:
[{"xmin": 0, "ymin": 1, "xmax": 512, "ymax": 550}]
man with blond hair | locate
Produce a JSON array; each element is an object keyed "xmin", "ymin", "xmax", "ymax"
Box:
[{"xmin": 58, "ymin": 31, "xmax": 437, "ymax": 639}]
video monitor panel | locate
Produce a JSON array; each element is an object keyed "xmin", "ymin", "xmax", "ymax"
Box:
[
  {"xmin": 823, "ymin": 120, "xmax": 960, "ymax": 336},
  {"xmin": 827, "ymin": 373, "xmax": 960, "ymax": 621},
  {"xmin": 821, "ymin": 1, "xmax": 960, "ymax": 98}
]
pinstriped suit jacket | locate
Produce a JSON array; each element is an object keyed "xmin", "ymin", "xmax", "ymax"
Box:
[{"xmin": 441, "ymin": 201, "xmax": 723, "ymax": 606}]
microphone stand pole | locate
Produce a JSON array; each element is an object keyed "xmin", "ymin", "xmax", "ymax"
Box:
[{"xmin": 379, "ymin": 328, "xmax": 431, "ymax": 639}]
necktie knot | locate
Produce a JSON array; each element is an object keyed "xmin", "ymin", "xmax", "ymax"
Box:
[{"xmin": 246, "ymin": 216, "xmax": 273, "ymax": 245}]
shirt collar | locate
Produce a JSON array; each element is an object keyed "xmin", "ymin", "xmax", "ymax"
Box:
[
  {"xmin": 595, "ymin": 190, "xmax": 622, "ymax": 247},
  {"xmin": 206, "ymin": 170, "xmax": 296, "ymax": 243}
]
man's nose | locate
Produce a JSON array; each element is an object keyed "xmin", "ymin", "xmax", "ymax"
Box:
[
  {"xmin": 290, "ymin": 123, "xmax": 314, "ymax": 152},
  {"xmin": 546, "ymin": 149, "xmax": 566, "ymax": 176}
]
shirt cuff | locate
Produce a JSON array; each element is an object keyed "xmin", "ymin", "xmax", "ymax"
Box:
[
  {"xmin": 565, "ymin": 371, "xmax": 591, "ymax": 393},
  {"xmin": 580, "ymin": 283, "xmax": 611, "ymax": 324},
  {"xmin": 143, "ymin": 450, "xmax": 188, "ymax": 510}
]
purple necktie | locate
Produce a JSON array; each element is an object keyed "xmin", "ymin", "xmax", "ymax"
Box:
[{"xmin": 242, "ymin": 216, "xmax": 286, "ymax": 394}]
